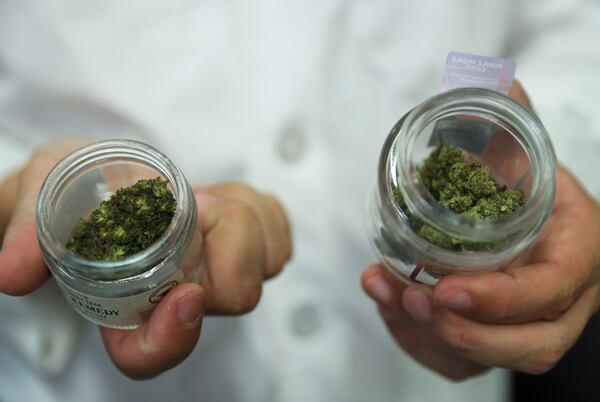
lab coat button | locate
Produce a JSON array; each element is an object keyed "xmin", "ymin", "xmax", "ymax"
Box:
[
  {"xmin": 277, "ymin": 123, "xmax": 307, "ymax": 163},
  {"xmin": 290, "ymin": 304, "xmax": 320, "ymax": 338}
]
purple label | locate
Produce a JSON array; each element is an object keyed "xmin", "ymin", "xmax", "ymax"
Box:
[{"xmin": 442, "ymin": 51, "xmax": 516, "ymax": 95}]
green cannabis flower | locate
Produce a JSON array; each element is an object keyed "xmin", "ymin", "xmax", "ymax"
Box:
[
  {"xmin": 394, "ymin": 144, "xmax": 524, "ymax": 251},
  {"xmin": 67, "ymin": 178, "xmax": 176, "ymax": 260}
]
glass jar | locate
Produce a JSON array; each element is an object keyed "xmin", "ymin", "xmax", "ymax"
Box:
[
  {"xmin": 368, "ymin": 88, "xmax": 556, "ymax": 285},
  {"xmin": 36, "ymin": 140, "xmax": 203, "ymax": 329}
]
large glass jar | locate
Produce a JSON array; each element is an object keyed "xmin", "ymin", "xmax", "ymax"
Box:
[
  {"xmin": 368, "ymin": 88, "xmax": 556, "ymax": 285},
  {"xmin": 36, "ymin": 140, "xmax": 203, "ymax": 328}
]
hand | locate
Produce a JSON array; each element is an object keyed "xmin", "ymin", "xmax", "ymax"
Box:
[
  {"xmin": 0, "ymin": 139, "xmax": 292, "ymax": 379},
  {"xmin": 361, "ymin": 82, "xmax": 600, "ymax": 380},
  {"xmin": 101, "ymin": 183, "xmax": 292, "ymax": 379}
]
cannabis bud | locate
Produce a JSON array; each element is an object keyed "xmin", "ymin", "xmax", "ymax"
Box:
[
  {"xmin": 394, "ymin": 144, "xmax": 524, "ymax": 251},
  {"xmin": 67, "ymin": 178, "xmax": 176, "ymax": 260}
]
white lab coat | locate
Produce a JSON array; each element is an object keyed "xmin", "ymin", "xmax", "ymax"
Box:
[{"xmin": 1, "ymin": 1, "xmax": 599, "ymax": 401}]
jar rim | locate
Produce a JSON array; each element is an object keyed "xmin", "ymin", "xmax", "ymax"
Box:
[
  {"xmin": 36, "ymin": 139, "xmax": 194, "ymax": 281},
  {"xmin": 380, "ymin": 88, "xmax": 556, "ymax": 265}
]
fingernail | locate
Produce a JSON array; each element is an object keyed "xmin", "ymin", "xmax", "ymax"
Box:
[
  {"xmin": 436, "ymin": 289, "xmax": 472, "ymax": 312},
  {"xmin": 176, "ymin": 291, "xmax": 204, "ymax": 326},
  {"xmin": 404, "ymin": 289, "xmax": 431, "ymax": 323},
  {"xmin": 365, "ymin": 274, "xmax": 393, "ymax": 305}
]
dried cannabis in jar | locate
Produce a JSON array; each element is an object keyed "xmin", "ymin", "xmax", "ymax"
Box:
[
  {"xmin": 67, "ymin": 178, "xmax": 176, "ymax": 260},
  {"xmin": 394, "ymin": 145, "xmax": 524, "ymax": 251}
]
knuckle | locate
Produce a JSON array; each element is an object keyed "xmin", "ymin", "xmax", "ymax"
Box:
[
  {"xmin": 228, "ymin": 286, "xmax": 262, "ymax": 315},
  {"xmin": 223, "ymin": 201, "xmax": 260, "ymax": 225},
  {"xmin": 263, "ymin": 194, "xmax": 285, "ymax": 214},
  {"xmin": 499, "ymin": 292, "xmax": 521, "ymax": 322},
  {"xmin": 262, "ymin": 195, "xmax": 293, "ymax": 266},
  {"xmin": 266, "ymin": 248, "xmax": 293, "ymax": 280},
  {"xmin": 220, "ymin": 182, "xmax": 258, "ymax": 202},
  {"xmin": 266, "ymin": 248, "xmax": 291, "ymax": 278},
  {"xmin": 261, "ymin": 193, "xmax": 290, "ymax": 225},
  {"xmin": 524, "ymin": 336, "xmax": 569, "ymax": 374},
  {"xmin": 265, "ymin": 258, "xmax": 284, "ymax": 278},
  {"xmin": 110, "ymin": 349, "xmax": 157, "ymax": 381},
  {"xmin": 525, "ymin": 345, "xmax": 565, "ymax": 375},
  {"xmin": 497, "ymin": 271, "xmax": 530, "ymax": 322},
  {"xmin": 272, "ymin": 198, "xmax": 292, "ymax": 235},
  {"xmin": 547, "ymin": 277, "xmax": 579, "ymax": 320},
  {"xmin": 440, "ymin": 320, "xmax": 475, "ymax": 354},
  {"xmin": 266, "ymin": 248, "xmax": 292, "ymax": 279},
  {"xmin": 546, "ymin": 299, "xmax": 572, "ymax": 321}
]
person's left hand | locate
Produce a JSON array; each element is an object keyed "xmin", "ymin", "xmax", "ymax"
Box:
[
  {"xmin": 361, "ymin": 82, "xmax": 600, "ymax": 380},
  {"xmin": 362, "ymin": 166, "xmax": 600, "ymax": 380},
  {"xmin": 0, "ymin": 139, "xmax": 292, "ymax": 380}
]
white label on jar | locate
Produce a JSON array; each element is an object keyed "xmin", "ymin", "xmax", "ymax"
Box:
[
  {"xmin": 442, "ymin": 51, "xmax": 516, "ymax": 95},
  {"xmin": 55, "ymin": 270, "xmax": 184, "ymax": 328}
]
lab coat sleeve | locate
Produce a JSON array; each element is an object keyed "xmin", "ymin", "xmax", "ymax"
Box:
[{"xmin": 506, "ymin": 0, "xmax": 600, "ymax": 196}]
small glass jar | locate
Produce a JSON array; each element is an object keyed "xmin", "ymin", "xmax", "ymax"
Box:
[
  {"xmin": 368, "ymin": 88, "xmax": 556, "ymax": 285},
  {"xmin": 36, "ymin": 140, "xmax": 203, "ymax": 329}
]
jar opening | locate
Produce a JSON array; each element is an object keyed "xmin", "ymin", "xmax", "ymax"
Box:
[
  {"xmin": 383, "ymin": 88, "xmax": 556, "ymax": 261},
  {"xmin": 37, "ymin": 140, "xmax": 193, "ymax": 281}
]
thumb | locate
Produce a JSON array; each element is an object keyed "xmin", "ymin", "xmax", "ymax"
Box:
[
  {"xmin": 0, "ymin": 138, "xmax": 93, "ymax": 295},
  {"xmin": 100, "ymin": 283, "xmax": 205, "ymax": 380},
  {"xmin": 0, "ymin": 166, "xmax": 52, "ymax": 295},
  {"xmin": 0, "ymin": 212, "xmax": 48, "ymax": 295}
]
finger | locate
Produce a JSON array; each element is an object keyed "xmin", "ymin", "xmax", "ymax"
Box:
[
  {"xmin": 201, "ymin": 183, "xmax": 292, "ymax": 279},
  {"xmin": 410, "ymin": 284, "xmax": 597, "ymax": 374},
  {"xmin": 196, "ymin": 194, "xmax": 266, "ymax": 315},
  {"xmin": 433, "ymin": 173, "xmax": 598, "ymax": 324},
  {"xmin": 0, "ymin": 158, "xmax": 56, "ymax": 296},
  {"xmin": 433, "ymin": 262, "xmax": 591, "ymax": 323},
  {"xmin": 363, "ymin": 264, "xmax": 434, "ymax": 321},
  {"xmin": 508, "ymin": 80, "xmax": 532, "ymax": 109},
  {"xmin": 260, "ymin": 193, "xmax": 293, "ymax": 277},
  {"xmin": 100, "ymin": 283, "xmax": 204, "ymax": 380},
  {"xmin": 361, "ymin": 264, "xmax": 405, "ymax": 306},
  {"xmin": 0, "ymin": 213, "xmax": 48, "ymax": 295},
  {"xmin": 362, "ymin": 265, "xmax": 487, "ymax": 380},
  {"xmin": 379, "ymin": 304, "xmax": 488, "ymax": 381}
]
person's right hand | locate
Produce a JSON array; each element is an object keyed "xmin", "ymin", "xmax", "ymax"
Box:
[
  {"xmin": 360, "ymin": 81, "xmax": 600, "ymax": 380},
  {"xmin": 0, "ymin": 138, "xmax": 293, "ymax": 379}
]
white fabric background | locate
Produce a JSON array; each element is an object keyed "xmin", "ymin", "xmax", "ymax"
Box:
[{"xmin": 0, "ymin": 0, "xmax": 599, "ymax": 401}]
